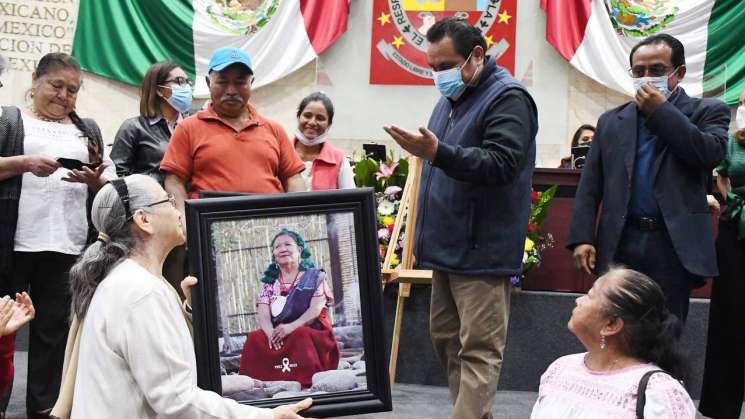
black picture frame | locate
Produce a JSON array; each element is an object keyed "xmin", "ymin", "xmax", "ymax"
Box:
[{"xmin": 185, "ymin": 189, "xmax": 391, "ymax": 417}]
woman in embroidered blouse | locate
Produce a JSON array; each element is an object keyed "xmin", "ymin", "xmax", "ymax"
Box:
[
  {"xmin": 0, "ymin": 52, "xmax": 115, "ymax": 418},
  {"xmin": 531, "ymin": 267, "xmax": 696, "ymax": 419},
  {"xmin": 239, "ymin": 229, "xmax": 339, "ymax": 387},
  {"xmin": 293, "ymin": 92, "xmax": 355, "ymax": 190},
  {"xmin": 699, "ymin": 89, "xmax": 745, "ymax": 419}
]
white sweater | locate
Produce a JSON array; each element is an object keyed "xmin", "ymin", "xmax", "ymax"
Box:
[{"xmin": 71, "ymin": 259, "xmax": 272, "ymax": 419}]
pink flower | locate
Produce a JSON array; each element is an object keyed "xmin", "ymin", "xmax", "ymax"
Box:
[
  {"xmin": 375, "ymin": 162, "xmax": 398, "ymax": 180},
  {"xmin": 378, "ymin": 228, "xmax": 391, "ymax": 241},
  {"xmin": 384, "ymin": 186, "xmax": 402, "ymax": 198}
]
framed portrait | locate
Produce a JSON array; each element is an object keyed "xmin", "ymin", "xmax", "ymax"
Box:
[{"xmin": 185, "ymin": 189, "xmax": 392, "ymax": 417}]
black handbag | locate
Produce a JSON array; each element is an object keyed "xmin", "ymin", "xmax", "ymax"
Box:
[{"xmin": 635, "ymin": 369, "xmax": 667, "ymax": 419}]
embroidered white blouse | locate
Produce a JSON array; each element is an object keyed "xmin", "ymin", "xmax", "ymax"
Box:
[
  {"xmin": 72, "ymin": 259, "xmax": 272, "ymax": 419},
  {"xmin": 14, "ymin": 113, "xmax": 116, "ymax": 254},
  {"xmin": 530, "ymin": 353, "xmax": 696, "ymax": 419}
]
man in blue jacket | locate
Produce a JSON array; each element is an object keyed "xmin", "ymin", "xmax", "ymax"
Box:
[
  {"xmin": 384, "ymin": 18, "xmax": 537, "ymax": 419},
  {"xmin": 567, "ymin": 34, "xmax": 730, "ymax": 322}
]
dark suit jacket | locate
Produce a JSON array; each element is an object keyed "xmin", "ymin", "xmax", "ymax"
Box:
[{"xmin": 566, "ymin": 89, "xmax": 730, "ymax": 277}]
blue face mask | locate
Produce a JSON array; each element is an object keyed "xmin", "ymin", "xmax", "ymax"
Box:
[
  {"xmin": 161, "ymin": 84, "xmax": 193, "ymax": 113},
  {"xmin": 432, "ymin": 52, "xmax": 472, "ymax": 99},
  {"xmin": 632, "ymin": 68, "xmax": 677, "ymax": 98}
]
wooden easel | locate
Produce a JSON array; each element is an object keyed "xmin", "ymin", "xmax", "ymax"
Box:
[{"xmin": 380, "ymin": 156, "xmax": 433, "ymax": 389}]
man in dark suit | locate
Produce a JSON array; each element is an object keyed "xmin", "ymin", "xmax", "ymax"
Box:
[{"xmin": 567, "ymin": 34, "xmax": 730, "ymax": 322}]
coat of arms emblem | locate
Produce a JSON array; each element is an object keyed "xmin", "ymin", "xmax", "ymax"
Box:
[
  {"xmin": 206, "ymin": 0, "xmax": 280, "ymax": 35},
  {"xmin": 605, "ymin": 0, "xmax": 679, "ymax": 37}
]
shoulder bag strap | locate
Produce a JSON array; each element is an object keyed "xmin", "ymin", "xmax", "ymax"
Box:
[{"xmin": 636, "ymin": 369, "xmax": 667, "ymax": 419}]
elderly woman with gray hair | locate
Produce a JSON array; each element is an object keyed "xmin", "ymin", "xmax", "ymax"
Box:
[{"xmin": 51, "ymin": 174, "xmax": 311, "ymax": 419}]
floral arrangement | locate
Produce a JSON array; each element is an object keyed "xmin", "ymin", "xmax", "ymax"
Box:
[
  {"xmin": 352, "ymin": 154, "xmax": 409, "ymax": 269},
  {"xmin": 511, "ymin": 185, "xmax": 558, "ymax": 287}
]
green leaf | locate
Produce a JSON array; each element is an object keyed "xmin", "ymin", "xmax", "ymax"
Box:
[
  {"xmin": 531, "ymin": 185, "xmax": 557, "ymax": 226},
  {"xmin": 353, "ymin": 158, "xmax": 379, "ymax": 188},
  {"xmin": 389, "ymin": 158, "xmax": 409, "ymax": 189}
]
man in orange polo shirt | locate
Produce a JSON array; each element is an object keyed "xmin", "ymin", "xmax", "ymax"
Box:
[{"xmin": 162, "ymin": 47, "xmax": 305, "ymax": 217}]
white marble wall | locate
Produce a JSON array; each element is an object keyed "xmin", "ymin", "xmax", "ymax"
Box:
[{"xmin": 0, "ymin": 0, "xmax": 632, "ymax": 167}]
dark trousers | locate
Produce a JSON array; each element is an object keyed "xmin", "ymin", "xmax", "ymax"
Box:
[
  {"xmin": 614, "ymin": 223, "xmax": 699, "ymax": 322},
  {"xmin": 6, "ymin": 251, "xmax": 75, "ymax": 418},
  {"xmin": 699, "ymin": 219, "xmax": 745, "ymax": 419}
]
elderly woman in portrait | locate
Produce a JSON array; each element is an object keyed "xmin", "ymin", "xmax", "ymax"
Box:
[
  {"xmin": 531, "ymin": 267, "xmax": 695, "ymax": 418},
  {"xmin": 0, "ymin": 52, "xmax": 115, "ymax": 418},
  {"xmin": 53, "ymin": 175, "xmax": 310, "ymax": 419},
  {"xmin": 293, "ymin": 92, "xmax": 355, "ymax": 190},
  {"xmin": 239, "ymin": 229, "xmax": 340, "ymax": 387}
]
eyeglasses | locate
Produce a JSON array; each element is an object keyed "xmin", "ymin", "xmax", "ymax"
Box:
[
  {"xmin": 162, "ymin": 77, "xmax": 194, "ymax": 87},
  {"xmin": 628, "ymin": 64, "xmax": 676, "ymax": 78},
  {"xmin": 142, "ymin": 194, "xmax": 177, "ymax": 209}
]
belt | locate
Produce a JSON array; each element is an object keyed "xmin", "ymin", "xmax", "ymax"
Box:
[{"xmin": 628, "ymin": 215, "xmax": 665, "ymax": 232}]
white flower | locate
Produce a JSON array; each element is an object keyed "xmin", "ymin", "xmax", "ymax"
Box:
[
  {"xmin": 522, "ymin": 251, "xmax": 528, "ymax": 264},
  {"xmin": 378, "ymin": 200, "xmax": 395, "ymax": 215}
]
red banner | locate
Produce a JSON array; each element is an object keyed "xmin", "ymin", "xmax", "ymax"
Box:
[{"xmin": 369, "ymin": 0, "xmax": 517, "ymax": 85}]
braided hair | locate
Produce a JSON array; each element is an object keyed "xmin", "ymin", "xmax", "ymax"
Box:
[{"xmin": 261, "ymin": 228, "xmax": 315, "ymax": 284}]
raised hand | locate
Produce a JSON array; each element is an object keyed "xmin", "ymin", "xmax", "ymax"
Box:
[
  {"xmin": 383, "ymin": 125, "xmax": 439, "ymax": 161},
  {"xmin": 634, "ymin": 83, "xmax": 668, "ymax": 115},
  {"xmin": 3, "ymin": 292, "xmax": 35, "ymax": 335}
]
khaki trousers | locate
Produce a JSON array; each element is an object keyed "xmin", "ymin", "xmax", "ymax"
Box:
[{"xmin": 430, "ymin": 271, "xmax": 511, "ymax": 419}]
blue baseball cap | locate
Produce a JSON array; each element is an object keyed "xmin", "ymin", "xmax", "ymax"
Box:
[{"xmin": 208, "ymin": 47, "xmax": 253, "ymax": 73}]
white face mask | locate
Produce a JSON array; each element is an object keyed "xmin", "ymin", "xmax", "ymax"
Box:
[
  {"xmin": 295, "ymin": 127, "xmax": 329, "ymax": 146},
  {"xmin": 633, "ymin": 74, "xmax": 673, "ymax": 98},
  {"xmin": 736, "ymin": 106, "xmax": 745, "ymax": 131}
]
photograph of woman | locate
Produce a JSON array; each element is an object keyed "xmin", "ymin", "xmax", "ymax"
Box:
[{"xmin": 239, "ymin": 229, "xmax": 340, "ymax": 387}]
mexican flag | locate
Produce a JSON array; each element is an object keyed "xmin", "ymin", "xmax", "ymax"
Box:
[
  {"xmin": 72, "ymin": 0, "xmax": 349, "ymax": 97},
  {"xmin": 541, "ymin": 0, "xmax": 745, "ymax": 105}
]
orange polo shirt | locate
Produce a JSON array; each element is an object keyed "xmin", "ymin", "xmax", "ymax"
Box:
[{"xmin": 161, "ymin": 103, "xmax": 304, "ymax": 198}]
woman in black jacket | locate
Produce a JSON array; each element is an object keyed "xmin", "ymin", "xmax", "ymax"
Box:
[
  {"xmin": 111, "ymin": 61, "xmax": 193, "ymax": 185},
  {"xmin": 111, "ymin": 61, "xmax": 194, "ymax": 298}
]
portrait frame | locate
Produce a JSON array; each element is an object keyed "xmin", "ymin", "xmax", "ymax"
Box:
[{"xmin": 185, "ymin": 189, "xmax": 391, "ymax": 417}]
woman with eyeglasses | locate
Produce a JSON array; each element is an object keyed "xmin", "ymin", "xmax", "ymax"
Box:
[
  {"xmin": 111, "ymin": 61, "xmax": 194, "ymax": 298},
  {"xmin": 111, "ymin": 61, "xmax": 194, "ymax": 185},
  {"xmin": 52, "ymin": 174, "xmax": 311, "ymax": 419},
  {"xmin": 0, "ymin": 52, "xmax": 115, "ymax": 418}
]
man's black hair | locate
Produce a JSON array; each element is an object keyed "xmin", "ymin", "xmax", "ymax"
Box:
[
  {"xmin": 426, "ymin": 17, "xmax": 487, "ymax": 59},
  {"xmin": 629, "ymin": 33, "xmax": 686, "ymax": 68}
]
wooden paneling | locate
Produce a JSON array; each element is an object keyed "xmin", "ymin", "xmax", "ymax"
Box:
[{"xmin": 526, "ymin": 168, "xmax": 713, "ymax": 299}]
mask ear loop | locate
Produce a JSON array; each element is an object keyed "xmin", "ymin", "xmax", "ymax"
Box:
[{"xmin": 109, "ymin": 179, "xmax": 133, "ymax": 220}]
